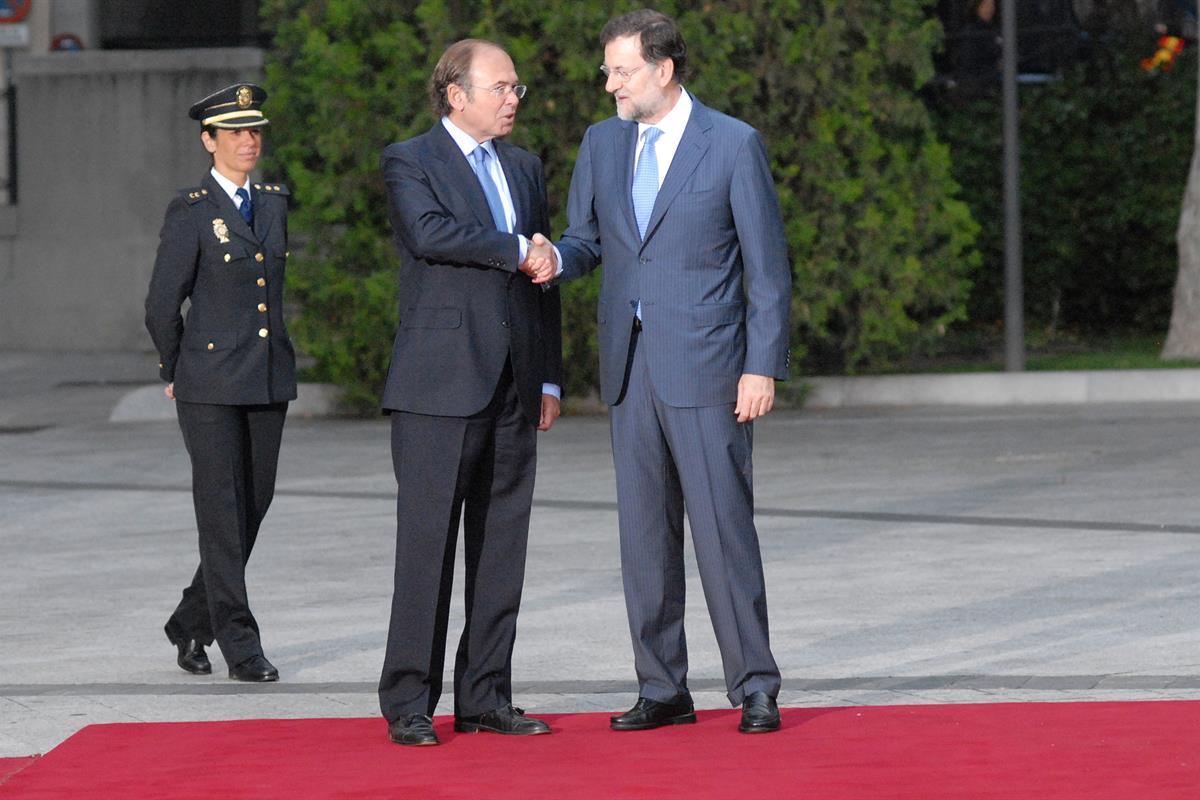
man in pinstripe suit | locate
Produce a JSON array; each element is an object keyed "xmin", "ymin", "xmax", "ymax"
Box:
[{"xmin": 533, "ymin": 9, "xmax": 791, "ymax": 733}]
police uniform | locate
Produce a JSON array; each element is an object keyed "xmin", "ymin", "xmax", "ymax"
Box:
[{"xmin": 144, "ymin": 84, "xmax": 295, "ymax": 681}]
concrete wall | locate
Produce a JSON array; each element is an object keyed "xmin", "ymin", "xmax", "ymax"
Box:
[{"xmin": 0, "ymin": 48, "xmax": 263, "ymax": 350}]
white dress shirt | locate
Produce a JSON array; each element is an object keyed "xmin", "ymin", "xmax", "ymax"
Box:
[
  {"xmin": 633, "ymin": 87, "xmax": 693, "ymax": 189},
  {"xmin": 210, "ymin": 167, "xmax": 252, "ymax": 209}
]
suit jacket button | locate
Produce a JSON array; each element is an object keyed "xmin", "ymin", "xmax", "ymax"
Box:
[
  {"xmin": 258, "ymin": 328, "xmax": 269, "ymax": 338},
  {"xmin": 255, "ymin": 252, "xmax": 264, "ymax": 262},
  {"xmin": 501, "ymin": 321, "xmax": 510, "ymax": 327},
  {"xmin": 256, "ymin": 278, "xmax": 266, "ymax": 287},
  {"xmin": 257, "ymin": 303, "xmax": 267, "ymax": 312},
  {"xmin": 207, "ymin": 342, "xmax": 214, "ymax": 351}
]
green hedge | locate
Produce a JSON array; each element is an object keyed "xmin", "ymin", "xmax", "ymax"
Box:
[{"xmin": 263, "ymin": 0, "xmax": 978, "ymax": 410}]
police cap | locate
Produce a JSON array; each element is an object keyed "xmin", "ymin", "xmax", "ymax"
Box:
[{"xmin": 188, "ymin": 83, "xmax": 269, "ymax": 129}]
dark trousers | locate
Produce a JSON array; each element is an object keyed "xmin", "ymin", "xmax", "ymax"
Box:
[
  {"xmin": 379, "ymin": 365, "xmax": 536, "ymax": 722},
  {"xmin": 167, "ymin": 399, "xmax": 288, "ymax": 668},
  {"xmin": 610, "ymin": 328, "xmax": 780, "ymax": 706}
]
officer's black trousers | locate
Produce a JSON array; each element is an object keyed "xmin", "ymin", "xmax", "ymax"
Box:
[{"xmin": 167, "ymin": 400, "xmax": 288, "ymax": 668}]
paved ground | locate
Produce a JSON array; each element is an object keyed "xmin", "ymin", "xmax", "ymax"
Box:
[{"xmin": 3, "ymin": 352, "xmax": 1200, "ymax": 757}]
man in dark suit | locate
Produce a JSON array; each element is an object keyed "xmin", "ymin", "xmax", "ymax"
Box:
[
  {"xmin": 530, "ymin": 9, "xmax": 791, "ymax": 733},
  {"xmin": 145, "ymin": 84, "xmax": 295, "ymax": 683},
  {"xmin": 378, "ymin": 39, "xmax": 563, "ymax": 747}
]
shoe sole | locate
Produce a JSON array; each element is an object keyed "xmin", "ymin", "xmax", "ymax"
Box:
[
  {"xmin": 738, "ymin": 721, "xmax": 781, "ymax": 733},
  {"xmin": 389, "ymin": 736, "xmax": 440, "ymax": 746},
  {"xmin": 610, "ymin": 712, "xmax": 697, "ymax": 731},
  {"xmin": 178, "ymin": 661, "xmax": 212, "ymax": 675},
  {"xmin": 227, "ymin": 673, "xmax": 279, "ymax": 682},
  {"xmin": 453, "ymin": 723, "xmax": 551, "ymax": 735}
]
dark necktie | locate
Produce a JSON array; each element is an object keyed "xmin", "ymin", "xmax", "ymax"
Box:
[{"xmin": 236, "ymin": 187, "xmax": 253, "ymax": 226}]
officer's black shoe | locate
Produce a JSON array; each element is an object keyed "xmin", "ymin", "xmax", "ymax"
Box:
[
  {"xmin": 610, "ymin": 694, "xmax": 697, "ymax": 731},
  {"xmin": 164, "ymin": 623, "xmax": 211, "ymax": 675},
  {"xmin": 389, "ymin": 714, "xmax": 439, "ymax": 746},
  {"xmin": 455, "ymin": 705, "xmax": 551, "ymax": 735},
  {"xmin": 738, "ymin": 691, "xmax": 781, "ymax": 733},
  {"xmin": 228, "ymin": 654, "xmax": 279, "ymax": 682}
]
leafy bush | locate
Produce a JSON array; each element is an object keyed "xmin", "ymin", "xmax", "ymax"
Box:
[{"xmin": 263, "ymin": 0, "xmax": 978, "ymax": 408}]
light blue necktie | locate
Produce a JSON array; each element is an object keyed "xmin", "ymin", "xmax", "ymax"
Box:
[
  {"xmin": 631, "ymin": 126, "xmax": 662, "ymax": 240},
  {"xmin": 235, "ymin": 187, "xmax": 253, "ymax": 226},
  {"xmin": 470, "ymin": 146, "xmax": 508, "ymax": 232}
]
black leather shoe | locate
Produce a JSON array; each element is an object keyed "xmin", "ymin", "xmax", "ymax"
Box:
[
  {"xmin": 228, "ymin": 654, "xmax": 279, "ymax": 682},
  {"xmin": 164, "ymin": 624, "xmax": 211, "ymax": 675},
  {"xmin": 389, "ymin": 713, "xmax": 439, "ymax": 746},
  {"xmin": 454, "ymin": 705, "xmax": 551, "ymax": 735},
  {"xmin": 739, "ymin": 691, "xmax": 781, "ymax": 733},
  {"xmin": 610, "ymin": 695, "xmax": 696, "ymax": 731}
]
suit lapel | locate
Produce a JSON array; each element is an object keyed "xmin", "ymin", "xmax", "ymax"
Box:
[
  {"xmin": 614, "ymin": 120, "xmax": 639, "ymax": 238},
  {"xmin": 202, "ymin": 174, "xmax": 259, "ymax": 246},
  {"xmin": 251, "ymin": 184, "xmax": 275, "ymax": 242},
  {"xmin": 431, "ymin": 123, "xmax": 496, "ymax": 230},
  {"xmin": 642, "ymin": 99, "xmax": 712, "ymax": 246}
]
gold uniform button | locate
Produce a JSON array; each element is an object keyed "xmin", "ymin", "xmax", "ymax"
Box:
[
  {"xmin": 200, "ymin": 189, "xmax": 208, "ymax": 195},
  {"xmin": 257, "ymin": 303, "xmax": 267, "ymax": 313},
  {"xmin": 285, "ymin": 251, "xmax": 290, "ymax": 258},
  {"xmin": 224, "ymin": 253, "xmax": 231, "ymax": 263},
  {"xmin": 258, "ymin": 328, "xmax": 269, "ymax": 338},
  {"xmin": 256, "ymin": 278, "xmax": 266, "ymax": 287},
  {"xmin": 254, "ymin": 184, "xmax": 262, "ymax": 190},
  {"xmin": 206, "ymin": 342, "xmax": 215, "ymax": 351},
  {"xmin": 255, "ymin": 252, "xmax": 264, "ymax": 262}
]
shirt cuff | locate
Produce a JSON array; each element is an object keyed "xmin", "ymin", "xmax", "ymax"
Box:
[
  {"xmin": 552, "ymin": 245, "xmax": 563, "ymax": 277},
  {"xmin": 541, "ymin": 383, "xmax": 561, "ymax": 400},
  {"xmin": 518, "ymin": 235, "xmax": 529, "ymax": 265}
]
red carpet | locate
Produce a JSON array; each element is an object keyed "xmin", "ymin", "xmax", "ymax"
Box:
[
  {"xmin": 1, "ymin": 701, "xmax": 1197, "ymax": 798},
  {"xmin": 0, "ymin": 758, "xmax": 36, "ymax": 787}
]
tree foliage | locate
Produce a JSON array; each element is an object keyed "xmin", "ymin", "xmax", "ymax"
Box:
[{"xmin": 262, "ymin": 0, "xmax": 977, "ymax": 409}]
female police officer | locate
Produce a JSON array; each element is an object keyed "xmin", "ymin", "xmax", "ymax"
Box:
[{"xmin": 145, "ymin": 83, "xmax": 294, "ymax": 682}]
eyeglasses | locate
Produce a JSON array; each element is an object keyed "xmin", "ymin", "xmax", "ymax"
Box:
[
  {"xmin": 466, "ymin": 83, "xmax": 527, "ymax": 99},
  {"xmin": 600, "ymin": 63, "xmax": 650, "ymax": 83}
]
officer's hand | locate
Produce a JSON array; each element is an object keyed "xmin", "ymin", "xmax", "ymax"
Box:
[{"xmin": 164, "ymin": 382, "xmax": 175, "ymax": 401}]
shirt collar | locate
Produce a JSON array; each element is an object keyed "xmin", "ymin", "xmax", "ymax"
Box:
[
  {"xmin": 442, "ymin": 117, "xmax": 496, "ymax": 160},
  {"xmin": 638, "ymin": 87, "xmax": 692, "ymax": 140},
  {"xmin": 209, "ymin": 167, "xmax": 250, "ymax": 201}
]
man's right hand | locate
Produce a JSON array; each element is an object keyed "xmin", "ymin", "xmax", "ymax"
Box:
[
  {"xmin": 164, "ymin": 382, "xmax": 175, "ymax": 401},
  {"xmin": 520, "ymin": 233, "xmax": 558, "ymax": 283}
]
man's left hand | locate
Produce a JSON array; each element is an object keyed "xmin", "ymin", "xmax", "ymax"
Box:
[
  {"xmin": 538, "ymin": 393, "xmax": 561, "ymax": 431},
  {"xmin": 734, "ymin": 373, "xmax": 775, "ymax": 423}
]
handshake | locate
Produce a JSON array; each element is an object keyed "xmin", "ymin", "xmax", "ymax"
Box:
[{"xmin": 519, "ymin": 233, "xmax": 557, "ymax": 285}]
